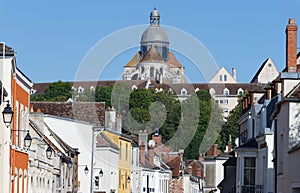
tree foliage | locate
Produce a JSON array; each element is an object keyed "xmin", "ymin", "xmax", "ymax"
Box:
[{"xmin": 31, "ymin": 81, "xmax": 72, "ymax": 102}]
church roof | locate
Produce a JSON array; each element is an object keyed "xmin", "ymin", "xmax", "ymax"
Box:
[
  {"xmin": 124, "ymin": 52, "xmax": 142, "ymax": 67},
  {"xmin": 167, "ymin": 52, "xmax": 183, "ymax": 68},
  {"xmin": 141, "ymin": 46, "xmax": 164, "ymax": 63}
]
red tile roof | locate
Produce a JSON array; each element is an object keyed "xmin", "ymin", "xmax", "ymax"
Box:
[{"xmin": 167, "ymin": 52, "xmax": 183, "ymax": 68}]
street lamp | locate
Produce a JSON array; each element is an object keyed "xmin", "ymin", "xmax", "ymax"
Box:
[
  {"xmin": 78, "ymin": 165, "xmax": 89, "ymax": 176},
  {"xmin": 2, "ymin": 100, "xmax": 13, "ymax": 128},
  {"xmin": 11, "ymin": 130, "xmax": 32, "ymax": 148},
  {"xmin": 46, "ymin": 145, "xmax": 53, "ymax": 159},
  {"xmin": 24, "ymin": 131, "xmax": 32, "ymax": 148},
  {"xmin": 99, "ymin": 168, "xmax": 103, "ymax": 177}
]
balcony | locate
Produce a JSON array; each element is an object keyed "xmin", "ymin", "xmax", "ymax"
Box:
[{"xmin": 241, "ymin": 185, "xmax": 264, "ymax": 193}]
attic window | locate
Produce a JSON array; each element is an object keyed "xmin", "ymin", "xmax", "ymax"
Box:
[
  {"xmin": 223, "ymin": 88, "xmax": 229, "ymax": 96},
  {"xmin": 268, "ymin": 63, "xmax": 272, "ymax": 67},
  {"xmin": 181, "ymin": 88, "xmax": 187, "ymax": 95},
  {"xmin": 132, "ymin": 85, "xmax": 137, "ymax": 90},
  {"xmin": 219, "ymin": 75, "xmax": 222, "ymax": 81},
  {"xmin": 78, "ymin": 87, "xmax": 84, "ymax": 93},
  {"xmin": 90, "ymin": 86, "xmax": 95, "ymax": 91},
  {"xmin": 237, "ymin": 88, "xmax": 243, "ymax": 95},
  {"xmin": 224, "ymin": 75, "xmax": 227, "ymax": 81}
]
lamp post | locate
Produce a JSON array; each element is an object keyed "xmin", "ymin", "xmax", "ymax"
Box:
[
  {"xmin": 78, "ymin": 165, "xmax": 89, "ymax": 176},
  {"xmin": 2, "ymin": 100, "xmax": 13, "ymax": 128},
  {"xmin": 11, "ymin": 130, "xmax": 32, "ymax": 148},
  {"xmin": 90, "ymin": 126, "xmax": 102, "ymax": 193}
]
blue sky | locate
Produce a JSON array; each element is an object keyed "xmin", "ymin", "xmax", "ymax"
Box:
[{"xmin": 1, "ymin": 1, "xmax": 300, "ymax": 83}]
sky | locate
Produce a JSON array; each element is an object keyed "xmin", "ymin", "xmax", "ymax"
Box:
[{"xmin": 1, "ymin": 1, "xmax": 300, "ymax": 83}]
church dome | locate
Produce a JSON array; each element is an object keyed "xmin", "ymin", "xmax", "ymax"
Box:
[
  {"xmin": 141, "ymin": 8, "xmax": 169, "ymax": 44},
  {"xmin": 141, "ymin": 25, "xmax": 169, "ymax": 43}
]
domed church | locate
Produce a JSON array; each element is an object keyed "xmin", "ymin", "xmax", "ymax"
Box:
[{"xmin": 122, "ymin": 8, "xmax": 186, "ymax": 84}]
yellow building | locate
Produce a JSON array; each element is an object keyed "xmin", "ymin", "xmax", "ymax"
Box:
[{"xmin": 103, "ymin": 130, "xmax": 132, "ymax": 193}]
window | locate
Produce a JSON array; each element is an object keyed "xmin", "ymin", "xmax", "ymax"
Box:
[
  {"xmin": 150, "ymin": 67, "xmax": 155, "ymax": 77},
  {"xmin": 181, "ymin": 88, "xmax": 187, "ymax": 95},
  {"xmin": 209, "ymin": 88, "xmax": 215, "ymax": 96},
  {"xmin": 223, "ymin": 99, "xmax": 228, "ymax": 104},
  {"xmin": 237, "ymin": 88, "xmax": 243, "ymax": 95},
  {"xmin": 223, "ymin": 108, "xmax": 229, "ymax": 113},
  {"xmin": 219, "ymin": 74, "xmax": 222, "ymax": 81},
  {"xmin": 90, "ymin": 86, "xmax": 95, "ymax": 91},
  {"xmin": 215, "ymin": 100, "xmax": 219, "ymax": 104},
  {"xmin": 224, "ymin": 75, "xmax": 227, "ymax": 81},
  {"xmin": 244, "ymin": 157, "xmax": 256, "ymax": 186},
  {"xmin": 132, "ymin": 85, "xmax": 137, "ymax": 90},
  {"xmin": 119, "ymin": 142, "xmax": 122, "ymax": 159},
  {"xmin": 223, "ymin": 88, "xmax": 229, "ymax": 96},
  {"xmin": 78, "ymin": 86, "xmax": 84, "ymax": 93},
  {"xmin": 126, "ymin": 143, "xmax": 128, "ymax": 161},
  {"xmin": 119, "ymin": 171, "xmax": 121, "ymax": 188}
]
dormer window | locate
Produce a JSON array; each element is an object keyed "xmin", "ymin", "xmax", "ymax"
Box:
[
  {"xmin": 209, "ymin": 88, "xmax": 216, "ymax": 96},
  {"xmin": 237, "ymin": 88, "xmax": 243, "ymax": 95},
  {"xmin": 78, "ymin": 86, "xmax": 84, "ymax": 93},
  {"xmin": 90, "ymin": 86, "xmax": 95, "ymax": 91},
  {"xmin": 195, "ymin": 88, "xmax": 200, "ymax": 93},
  {"xmin": 132, "ymin": 85, "xmax": 137, "ymax": 90},
  {"xmin": 181, "ymin": 88, "xmax": 187, "ymax": 95},
  {"xmin": 223, "ymin": 88, "xmax": 229, "ymax": 96}
]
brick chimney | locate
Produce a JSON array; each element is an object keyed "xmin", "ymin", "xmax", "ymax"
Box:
[
  {"xmin": 152, "ymin": 133, "xmax": 162, "ymax": 146},
  {"xmin": 187, "ymin": 165, "xmax": 192, "ymax": 174},
  {"xmin": 149, "ymin": 145, "xmax": 154, "ymax": 164},
  {"xmin": 140, "ymin": 143, "xmax": 145, "ymax": 166},
  {"xmin": 286, "ymin": 18, "xmax": 298, "ymax": 72},
  {"xmin": 206, "ymin": 144, "xmax": 219, "ymax": 156}
]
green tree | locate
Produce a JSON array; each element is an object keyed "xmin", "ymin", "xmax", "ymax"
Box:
[
  {"xmin": 31, "ymin": 81, "xmax": 72, "ymax": 102},
  {"xmin": 218, "ymin": 97, "xmax": 242, "ymax": 151},
  {"xmin": 95, "ymin": 86, "xmax": 113, "ymax": 107}
]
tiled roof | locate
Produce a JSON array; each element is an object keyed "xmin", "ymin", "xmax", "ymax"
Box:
[
  {"xmin": 141, "ymin": 47, "xmax": 164, "ymax": 63},
  {"xmin": 96, "ymin": 132, "xmax": 119, "ymax": 150},
  {"xmin": 33, "ymin": 80, "xmax": 146, "ymax": 95},
  {"xmin": 167, "ymin": 52, "xmax": 183, "ymax": 68},
  {"xmin": 0, "ymin": 43, "xmax": 14, "ymax": 52},
  {"xmin": 124, "ymin": 52, "xmax": 142, "ymax": 67},
  {"xmin": 30, "ymin": 102, "xmax": 105, "ymax": 126}
]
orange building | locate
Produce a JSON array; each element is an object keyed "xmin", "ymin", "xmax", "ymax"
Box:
[{"xmin": 0, "ymin": 43, "xmax": 33, "ymax": 193}]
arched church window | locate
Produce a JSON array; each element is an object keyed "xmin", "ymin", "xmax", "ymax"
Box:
[{"xmin": 150, "ymin": 67, "xmax": 155, "ymax": 77}]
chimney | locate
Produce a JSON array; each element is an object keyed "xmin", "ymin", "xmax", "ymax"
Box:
[
  {"xmin": 149, "ymin": 145, "xmax": 154, "ymax": 164},
  {"xmin": 266, "ymin": 87, "xmax": 272, "ymax": 100},
  {"xmin": 286, "ymin": 18, "xmax": 298, "ymax": 72},
  {"xmin": 139, "ymin": 130, "xmax": 148, "ymax": 152},
  {"xmin": 140, "ymin": 143, "xmax": 145, "ymax": 166},
  {"xmin": 232, "ymin": 68, "xmax": 237, "ymax": 80},
  {"xmin": 187, "ymin": 165, "xmax": 192, "ymax": 174},
  {"xmin": 152, "ymin": 133, "xmax": 162, "ymax": 146},
  {"xmin": 206, "ymin": 144, "xmax": 219, "ymax": 156},
  {"xmin": 115, "ymin": 114, "xmax": 122, "ymax": 134}
]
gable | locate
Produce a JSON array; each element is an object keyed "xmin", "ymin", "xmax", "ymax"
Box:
[{"xmin": 209, "ymin": 67, "xmax": 237, "ymax": 83}]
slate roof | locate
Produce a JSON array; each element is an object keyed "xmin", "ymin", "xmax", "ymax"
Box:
[
  {"xmin": 30, "ymin": 102, "xmax": 105, "ymax": 126},
  {"xmin": 236, "ymin": 138, "xmax": 258, "ymax": 149},
  {"xmin": 286, "ymin": 82, "xmax": 300, "ymax": 98},
  {"xmin": 0, "ymin": 43, "xmax": 14, "ymax": 52},
  {"xmin": 33, "ymin": 81, "xmax": 266, "ymax": 98},
  {"xmin": 96, "ymin": 132, "xmax": 119, "ymax": 150}
]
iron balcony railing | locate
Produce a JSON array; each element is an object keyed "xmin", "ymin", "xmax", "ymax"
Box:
[{"xmin": 241, "ymin": 185, "xmax": 264, "ymax": 193}]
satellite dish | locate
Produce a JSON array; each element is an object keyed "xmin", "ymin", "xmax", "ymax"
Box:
[{"xmin": 148, "ymin": 140, "xmax": 156, "ymax": 148}]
